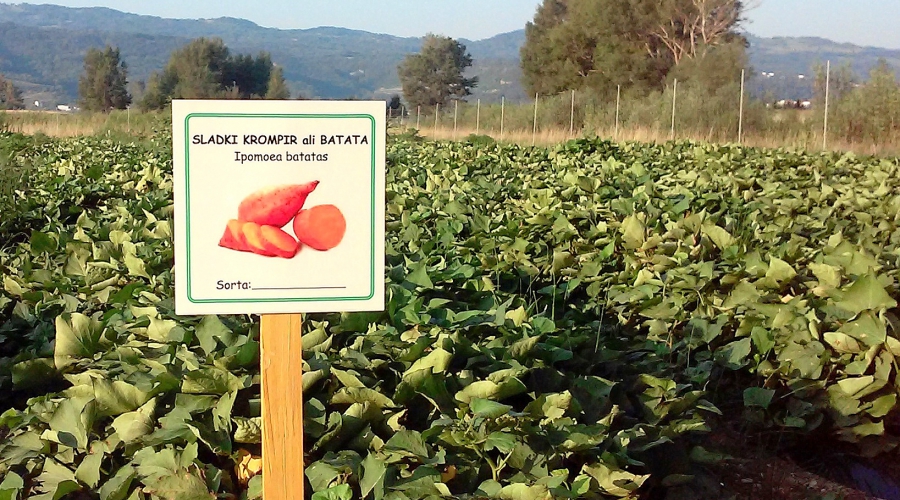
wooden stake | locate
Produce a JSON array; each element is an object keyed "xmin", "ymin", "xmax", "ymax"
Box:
[{"xmin": 261, "ymin": 313, "xmax": 305, "ymax": 499}]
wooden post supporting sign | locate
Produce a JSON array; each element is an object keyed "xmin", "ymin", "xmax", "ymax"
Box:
[
  {"xmin": 261, "ymin": 313, "xmax": 305, "ymax": 498},
  {"xmin": 173, "ymin": 99, "xmax": 386, "ymax": 500}
]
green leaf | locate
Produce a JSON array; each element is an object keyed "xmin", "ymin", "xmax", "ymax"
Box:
[
  {"xmin": 456, "ymin": 377, "xmax": 528, "ymax": 404},
  {"xmin": 485, "ymin": 432, "xmax": 517, "ymax": 453},
  {"xmin": 124, "ymin": 253, "xmax": 150, "ymax": 279},
  {"xmin": 839, "ymin": 312, "xmax": 887, "ymax": 347},
  {"xmin": 868, "ymin": 394, "xmax": 896, "ymax": 418},
  {"xmin": 32, "ymin": 459, "xmax": 80, "ymax": 500},
  {"xmin": 99, "ymin": 465, "xmax": 136, "ymax": 500},
  {"xmin": 0, "ymin": 472, "xmax": 25, "ymax": 500},
  {"xmin": 716, "ymin": 338, "xmax": 752, "ymax": 370},
  {"xmin": 3, "ymin": 276, "xmax": 24, "ymax": 297},
  {"xmin": 54, "ymin": 313, "xmax": 103, "ymax": 370},
  {"xmin": 194, "ymin": 316, "xmax": 233, "ymax": 356},
  {"xmin": 111, "ymin": 398, "xmax": 157, "ymax": 443},
  {"xmin": 835, "ymin": 274, "xmax": 898, "ymax": 315},
  {"xmin": 47, "ymin": 396, "xmax": 93, "ymax": 449},
  {"xmin": 582, "ymin": 462, "xmax": 649, "ymax": 498},
  {"xmin": 311, "ymin": 484, "xmax": 352, "ymax": 500},
  {"xmin": 743, "ymin": 388, "xmax": 775, "ymax": 409},
  {"xmin": 30, "ymin": 230, "xmax": 58, "ymax": 254},
  {"xmin": 498, "ymin": 483, "xmax": 551, "ymax": 500},
  {"xmin": 620, "ymin": 215, "xmax": 645, "ymax": 250},
  {"xmin": 837, "ymin": 376, "xmax": 875, "ymax": 398},
  {"xmin": 823, "ymin": 332, "xmax": 863, "ymax": 354},
  {"xmin": 406, "ymin": 262, "xmax": 433, "ymax": 289},
  {"xmin": 765, "ymin": 257, "xmax": 796, "ymax": 286},
  {"xmin": 701, "ymin": 224, "xmax": 734, "ymax": 250},
  {"xmin": 144, "ymin": 471, "xmax": 214, "ymax": 500},
  {"xmin": 470, "ymin": 398, "xmax": 513, "ymax": 419},
  {"xmin": 91, "ymin": 379, "xmax": 152, "ymax": 417},
  {"xmin": 75, "ymin": 448, "xmax": 104, "ymax": 489},
  {"xmin": 384, "ymin": 431, "xmax": 431, "ymax": 459},
  {"xmin": 182, "ymin": 367, "xmax": 249, "ymax": 395},
  {"xmin": 505, "ymin": 306, "xmax": 528, "ymax": 327},
  {"xmin": 360, "ymin": 453, "xmax": 387, "ymax": 499},
  {"xmin": 233, "ymin": 417, "xmax": 262, "ymax": 444}
]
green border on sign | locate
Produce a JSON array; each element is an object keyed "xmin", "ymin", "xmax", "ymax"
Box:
[{"xmin": 184, "ymin": 113, "xmax": 378, "ymax": 304}]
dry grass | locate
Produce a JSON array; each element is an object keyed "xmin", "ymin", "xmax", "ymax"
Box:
[
  {"xmin": 1, "ymin": 110, "xmax": 160, "ymax": 138},
  {"xmin": 415, "ymin": 123, "xmax": 900, "ymax": 157}
]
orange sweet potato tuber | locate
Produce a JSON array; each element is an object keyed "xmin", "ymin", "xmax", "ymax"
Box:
[
  {"xmin": 237, "ymin": 181, "xmax": 319, "ymax": 228},
  {"xmin": 292, "ymin": 204, "xmax": 346, "ymax": 251}
]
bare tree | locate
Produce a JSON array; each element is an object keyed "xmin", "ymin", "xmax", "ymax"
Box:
[{"xmin": 652, "ymin": 0, "xmax": 755, "ymax": 63}]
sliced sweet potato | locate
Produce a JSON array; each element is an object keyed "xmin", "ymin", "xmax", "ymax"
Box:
[
  {"xmin": 219, "ymin": 219, "xmax": 249, "ymax": 252},
  {"xmin": 242, "ymin": 222, "xmax": 276, "ymax": 257},
  {"xmin": 260, "ymin": 225, "xmax": 300, "ymax": 258}
]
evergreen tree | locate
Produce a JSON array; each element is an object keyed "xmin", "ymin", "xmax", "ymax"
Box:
[
  {"xmin": 0, "ymin": 74, "xmax": 24, "ymax": 110},
  {"xmin": 140, "ymin": 38, "xmax": 288, "ymax": 109},
  {"xmin": 78, "ymin": 46, "xmax": 131, "ymax": 112},
  {"xmin": 265, "ymin": 66, "xmax": 291, "ymax": 99},
  {"xmin": 398, "ymin": 34, "xmax": 478, "ymax": 110}
]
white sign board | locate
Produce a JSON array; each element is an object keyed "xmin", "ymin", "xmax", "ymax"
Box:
[{"xmin": 172, "ymin": 100, "xmax": 386, "ymax": 315}]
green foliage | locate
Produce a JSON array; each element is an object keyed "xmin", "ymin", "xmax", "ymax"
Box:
[
  {"xmin": 265, "ymin": 66, "xmax": 291, "ymax": 100},
  {"xmin": 77, "ymin": 45, "xmax": 132, "ymax": 112},
  {"xmin": 398, "ymin": 34, "xmax": 478, "ymax": 110},
  {"xmin": 2, "ymin": 132, "xmax": 900, "ymax": 500},
  {"xmin": 821, "ymin": 60, "xmax": 900, "ymax": 145},
  {"xmin": 0, "ymin": 74, "xmax": 24, "ymax": 111},
  {"xmin": 139, "ymin": 38, "xmax": 285, "ymax": 110},
  {"xmin": 520, "ymin": 0, "xmax": 747, "ymax": 98}
]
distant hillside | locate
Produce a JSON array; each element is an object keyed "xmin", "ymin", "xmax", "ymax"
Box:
[
  {"xmin": 746, "ymin": 35, "xmax": 900, "ymax": 99},
  {"xmin": 0, "ymin": 3, "xmax": 897, "ymax": 108},
  {"xmin": 0, "ymin": 3, "xmax": 527, "ymax": 107}
]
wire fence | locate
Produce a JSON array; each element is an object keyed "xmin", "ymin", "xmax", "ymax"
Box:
[{"xmin": 387, "ymin": 61, "xmax": 900, "ymax": 156}]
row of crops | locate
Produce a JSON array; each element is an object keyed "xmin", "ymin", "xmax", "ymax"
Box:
[{"xmin": 0, "ymin": 128, "xmax": 899, "ymax": 499}]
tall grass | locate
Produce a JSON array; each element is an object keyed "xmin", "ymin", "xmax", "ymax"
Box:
[
  {"xmin": 0, "ymin": 110, "xmax": 168, "ymax": 141},
  {"xmin": 402, "ymin": 82, "xmax": 900, "ymax": 157}
]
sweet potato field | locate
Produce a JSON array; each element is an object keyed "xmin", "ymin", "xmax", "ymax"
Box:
[{"xmin": 1, "ymin": 129, "xmax": 900, "ymax": 499}]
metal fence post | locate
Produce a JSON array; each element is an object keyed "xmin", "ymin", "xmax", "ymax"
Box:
[
  {"xmin": 670, "ymin": 79, "xmax": 678, "ymax": 140},
  {"xmin": 738, "ymin": 69, "xmax": 745, "ymax": 144}
]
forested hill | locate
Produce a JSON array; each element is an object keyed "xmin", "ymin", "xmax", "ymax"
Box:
[
  {"xmin": 0, "ymin": 3, "xmax": 528, "ymax": 106},
  {"xmin": 0, "ymin": 2, "xmax": 898, "ymax": 107}
]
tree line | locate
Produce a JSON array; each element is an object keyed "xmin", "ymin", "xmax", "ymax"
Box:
[{"xmin": 63, "ymin": 37, "xmax": 292, "ymax": 112}]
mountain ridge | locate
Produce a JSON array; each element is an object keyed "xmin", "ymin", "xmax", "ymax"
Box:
[{"xmin": 0, "ymin": 3, "xmax": 898, "ymax": 107}]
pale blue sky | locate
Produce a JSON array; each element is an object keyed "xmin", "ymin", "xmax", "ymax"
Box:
[{"xmin": 21, "ymin": 0, "xmax": 900, "ymax": 49}]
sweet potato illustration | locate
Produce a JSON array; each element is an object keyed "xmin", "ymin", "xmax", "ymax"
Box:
[
  {"xmin": 218, "ymin": 220, "xmax": 300, "ymax": 258},
  {"xmin": 260, "ymin": 225, "xmax": 300, "ymax": 258},
  {"xmin": 292, "ymin": 204, "xmax": 346, "ymax": 251},
  {"xmin": 218, "ymin": 219, "xmax": 249, "ymax": 252},
  {"xmin": 237, "ymin": 181, "xmax": 319, "ymax": 228},
  {"xmin": 242, "ymin": 222, "xmax": 277, "ymax": 257}
]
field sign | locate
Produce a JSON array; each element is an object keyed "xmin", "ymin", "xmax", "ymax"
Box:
[
  {"xmin": 173, "ymin": 99, "xmax": 386, "ymax": 498},
  {"xmin": 172, "ymin": 99, "xmax": 386, "ymax": 316}
]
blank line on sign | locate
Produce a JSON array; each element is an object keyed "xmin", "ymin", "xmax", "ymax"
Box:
[{"xmin": 254, "ymin": 286, "xmax": 348, "ymax": 291}]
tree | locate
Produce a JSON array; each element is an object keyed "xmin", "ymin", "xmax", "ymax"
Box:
[
  {"xmin": 520, "ymin": 0, "xmax": 749, "ymax": 97},
  {"xmin": 140, "ymin": 38, "xmax": 289, "ymax": 110},
  {"xmin": 265, "ymin": 66, "xmax": 291, "ymax": 99},
  {"xmin": 0, "ymin": 74, "xmax": 24, "ymax": 110},
  {"xmin": 78, "ymin": 46, "xmax": 131, "ymax": 112},
  {"xmin": 398, "ymin": 34, "xmax": 478, "ymax": 110}
]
